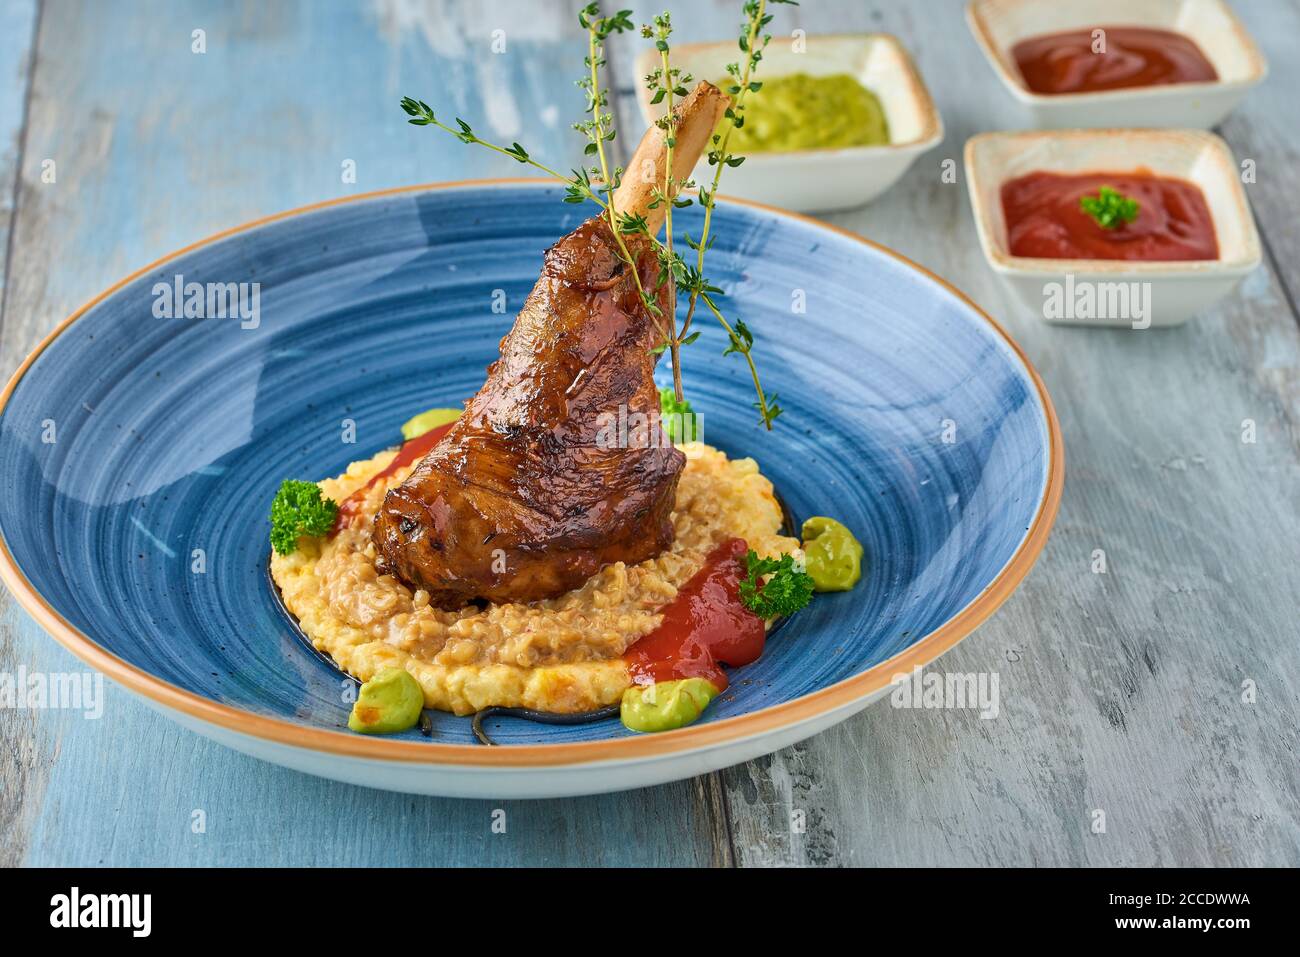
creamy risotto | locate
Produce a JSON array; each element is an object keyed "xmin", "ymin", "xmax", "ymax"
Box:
[{"xmin": 270, "ymin": 442, "xmax": 798, "ymax": 715}]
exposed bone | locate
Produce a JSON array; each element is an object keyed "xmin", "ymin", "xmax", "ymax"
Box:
[{"xmin": 612, "ymin": 80, "xmax": 730, "ymax": 232}]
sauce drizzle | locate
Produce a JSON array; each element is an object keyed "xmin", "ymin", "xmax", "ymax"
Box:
[
  {"xmin": 330, "ymin": 422, "xmax": 455, "ymax": 535},
  {"xmin": 625, "ymin": 537, "xmax": 767, "ymax": 691}
]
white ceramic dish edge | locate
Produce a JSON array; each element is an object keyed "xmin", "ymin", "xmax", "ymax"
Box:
[
  {"xmin": 966, "ymin": 0, "xmax": 1268, "ymax": 130},
  {"xmin": 634, "ymin": 33, "xmax": 944, "ymax": 213},
  {"xmin": 964, "ymin": 128, "xmax": 1262, "ymax": 327}
]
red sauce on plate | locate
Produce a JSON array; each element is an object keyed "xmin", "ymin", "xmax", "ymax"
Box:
[
  {"xmin": 624, "ymin": 537, "xmax": 767, "ymax": 691},
  {"xmin": 330, "ymin": 422, "xmax": 455, "ymax": 534},
  {"xmin": 1013, "ymin": 26, "xmax": 1217, "ymax": 95},
  {"xmin": 1001, "ymin": 171, "xmax": 1219, "ymax": 261}
]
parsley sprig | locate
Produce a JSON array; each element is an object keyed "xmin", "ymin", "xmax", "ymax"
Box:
[
  {"xmin": 270, "ymin": 480, "xmax": 339, "ymax": 555},
  {"xmin": 624, "ymin": 3, "xmax": 790, "ymax": 428},
  {"xmin": 738, "ymin": 549, "xmax": 815, "ymax": 619},
  {"xmin": 1080, "ymin": 185, "xmax": 1139, "ymax": 229},
  {"xmin": 577, "ymin": 5, "xmax": 672, "ymax": 346},
  {"xmin": 399, "ymin": 0, "xmax": 795, "ymax": 430}
]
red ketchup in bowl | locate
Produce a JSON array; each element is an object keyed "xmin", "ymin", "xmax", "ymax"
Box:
[
  {"xmin": 1012, "ymin": 26, "xmax": 1217, "ymax": 95},
  {"xmin": 1000, "ymin": 171, "xmax": 1219, "ymax": 262}
]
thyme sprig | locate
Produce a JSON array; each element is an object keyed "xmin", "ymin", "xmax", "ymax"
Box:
[
  {"xmin": 641, "ymin": 12, "xmax": 696, "ymax": 401},
  {"xmin": 686, "ymin": 0, "xmax": 791, "ymax": 428},
  {"xmin": 576, "ymin": 6, "xmax": 675, "ymax": 345},
  {"xmin": 400, "ymin": 98, "xmax": 605, "ymax": 207},
  {"xmin": 400, "ymin": 0, "xmax": 795, "ymax": 430}
]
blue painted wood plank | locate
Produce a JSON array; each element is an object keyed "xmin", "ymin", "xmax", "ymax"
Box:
[
  {"xmin": 2, "ymin": 0, "xmax": 722, "ymax": 867},
  {"xmin": 0, "ymin": 0, "xmax": 42, "ymax": 869},
  {"xmin": 8, "ymin": 0, "xmax": 593, "ymax": 313},
  {"xmin": 0, "ymin": 0, "xmax": 37, "ymax": 307}
]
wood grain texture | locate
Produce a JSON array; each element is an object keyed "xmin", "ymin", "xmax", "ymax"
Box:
[
  {"xmin": 0, "ymin": 0, "xmax": 43, "ymax": 871},
  {"xmin": 0, "ymin": 0, "xmax": 37, "ymax": 304},
  {"xmin": 1220, "ymin": 0, "xmax": 1300, "ymax": 320},
  {"xmin": 610, "ymin": 0, "xmax": 1300, "ymax": 866},
  {"xmin": 1, "ymin": 0, "xmax": 1297, "ymax": 867}
]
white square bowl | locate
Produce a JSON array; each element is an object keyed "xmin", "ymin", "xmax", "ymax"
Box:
[
  {"xmin": 964, "ymin": 129, "xmax": 1261, "ymax": 328},
  {"xmin": 966, "ymin": 0, "xmax": 1267, "ymax": 129},
  {"xmin": 634, "ymin": 33, "xmax": 943, "ymax": 214}
]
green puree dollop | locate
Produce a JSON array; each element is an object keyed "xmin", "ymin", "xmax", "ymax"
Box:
[
  {"xmin": 621, "ymin": 678, "xmax": 721, "ymax": 733},
  {"xmin": 348, "ymin": 668, "xmax": 424, "ymax": 735},
  {"xmin": 721, "ymin": 73, "xmax": 889, "ymax": 153}
]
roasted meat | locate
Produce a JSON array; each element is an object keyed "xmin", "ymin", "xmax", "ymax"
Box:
[{"xmin": 373, "ymin": 82, "xmax": 729, "ymax": 608}]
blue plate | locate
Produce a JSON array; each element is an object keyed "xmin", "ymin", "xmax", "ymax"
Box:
[{"xmin": 0, "ymin": 182, "xmax": 1062, "ymax": 796}]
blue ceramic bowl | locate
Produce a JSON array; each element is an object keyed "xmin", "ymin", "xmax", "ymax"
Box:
[{"xmin": 0, "ymin": 182, "xmax": 1061, "ymax": 796}]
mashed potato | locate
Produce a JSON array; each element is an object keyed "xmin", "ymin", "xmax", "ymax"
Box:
[{"xmin": 270, "ymin": 442, "xmax": 798, "ymax": 715}]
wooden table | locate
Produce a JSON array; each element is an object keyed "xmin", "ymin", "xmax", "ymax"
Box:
[{"xmin": 1, "ymin": 0, "xmax": 1296, "ymax": 867}]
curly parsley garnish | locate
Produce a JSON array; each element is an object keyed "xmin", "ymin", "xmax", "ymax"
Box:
[
  {"xmin": 738, "ymin": 549, "xmax": 814, "ymax": 619},
  {"xmin": 1080, "ymin": 185, "xmax": 1139, "ymax": 229},
  {"xmin": 270, "ymin": 480, "xmax": 339, "ymax": 555}
]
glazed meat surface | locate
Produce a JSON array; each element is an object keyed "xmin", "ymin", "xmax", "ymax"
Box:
[{"xmin": 372, "ymin": 216, "xmax": 685, "ymax": 608}]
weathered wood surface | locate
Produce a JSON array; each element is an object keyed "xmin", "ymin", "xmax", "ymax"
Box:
[
  {"xmin": 1221, "ymin": 0, "xmax": 1300, "ymax": 306},
  {"xmin": 0, "ymin": 0, "xmax": 39, "ymax": 871},
  {"xmin": 1, "ymin": 0, "xmax": 1297, "ymax": 866}
]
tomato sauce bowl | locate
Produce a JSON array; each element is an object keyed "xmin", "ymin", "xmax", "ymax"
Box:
[
  {"xmin": 965, "ymin": 129, "xmax": 1261, "ymax": 328},
  {"xmin": 967, "ymin": 0, "xmax": 1267, "ymax": 129}
]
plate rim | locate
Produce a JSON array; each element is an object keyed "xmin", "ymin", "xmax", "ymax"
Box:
[{"xmin": 0, "ymin": 178, "xmax": 1065, "ymax": 768}]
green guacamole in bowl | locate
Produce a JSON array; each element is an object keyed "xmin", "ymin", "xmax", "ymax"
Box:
[{"xmin": 720, "ymin": 72, "xmax": 889, "ymax": 152}]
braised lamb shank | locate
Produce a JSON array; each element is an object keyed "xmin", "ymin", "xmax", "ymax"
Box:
[{"xmin": 373, "ymin": 82, "xmax": 729, "ymax": 608}]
